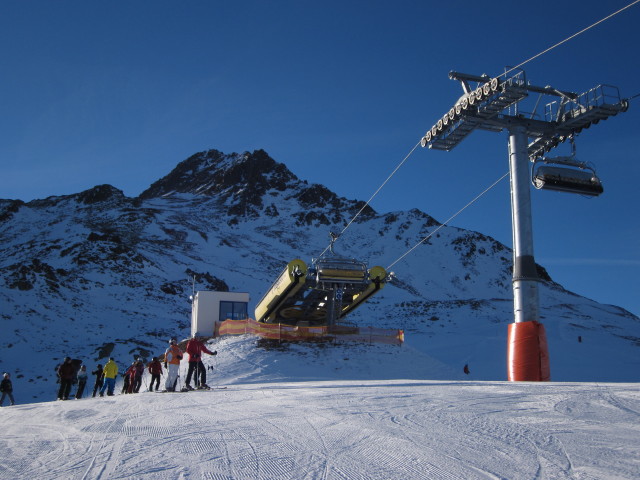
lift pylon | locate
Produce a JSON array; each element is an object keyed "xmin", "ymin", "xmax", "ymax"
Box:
[{"xmin": 421, "ymin": 69, "xmax": 629, "ymax": 381}]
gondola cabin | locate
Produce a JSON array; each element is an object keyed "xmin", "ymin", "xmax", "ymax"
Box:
[{"xmin": 533, "ymin": 165, "xmax": 604, "ymax": 196}]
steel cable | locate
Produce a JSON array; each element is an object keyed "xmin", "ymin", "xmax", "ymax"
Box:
[
  {"xmin": 318, "ymin": 1, "xmax": 639, "ymax": 262},
  {"xmin": 317, "ymin": 140, "xmax": 421, "ymax": 258},
  {"xmin": 502, "ymin": 0, "xmax": 640, "ymax": 78},
  {"xmin": 386, "ymin": 172, "xmax": 510, "ymax": 270}
]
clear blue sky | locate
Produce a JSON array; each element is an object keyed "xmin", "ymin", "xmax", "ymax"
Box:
[{"xmin": 1, "ymin": 1, "xmax": 639, "ymax": 316}]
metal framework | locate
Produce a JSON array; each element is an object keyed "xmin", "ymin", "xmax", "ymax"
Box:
[
  {"xmin": 422, "ymin": 69, "xmax": 628, "ymax": 158},
  {"xmin": 421, "ymin": 68, "xmax": 629, "ymax": 380},
  {"xmin": 254, "ymin": 257, "xmax": 388, "ymax": 327}
]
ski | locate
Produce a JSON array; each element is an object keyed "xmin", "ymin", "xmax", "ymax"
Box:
[{"xmin": 176, "ymin": 386, "xmax": 227, "ymax": 392}]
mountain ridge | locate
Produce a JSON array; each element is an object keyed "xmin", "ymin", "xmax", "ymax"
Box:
[{"xmin": 1, "ymin": 148, "xmax": 638, "ymax": 404}]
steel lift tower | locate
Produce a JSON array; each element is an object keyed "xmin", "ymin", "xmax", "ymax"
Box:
[{"xmin": 421, "ymin": 69, "xmax": 629, "ymax": 381}]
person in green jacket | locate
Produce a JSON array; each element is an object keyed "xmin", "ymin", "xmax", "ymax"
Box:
[{"xmin": 99, "ymin": 358, "xmax": 118, "ymax": 397}]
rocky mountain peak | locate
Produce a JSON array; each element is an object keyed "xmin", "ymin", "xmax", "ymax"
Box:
[
  {"xmin": 139, "ymin": 149, "xmax": 299, "ymax": 200},
  {"xmin": 138, "ymin": 148, "xmax": 378, "ymax": 226}
]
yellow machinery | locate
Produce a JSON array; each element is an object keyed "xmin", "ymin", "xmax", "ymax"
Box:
[
  {"xmin": 255, "ymin": 257, "xmax": 388, "ymax": 326},
  {"xmin": 254, "ymin": 259, "xmax": 307, "ymax": 324}
]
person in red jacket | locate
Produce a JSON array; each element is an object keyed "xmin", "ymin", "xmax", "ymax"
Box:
[
  {"xmin": 184, "ymin": 336, "xmax": 217, "ymax": 390},
  {"xmin": 123, "ymin": 362, "xmax": 137, "ymax": 394},
  {"xmin": 132, "ymin": 359, "xmax": 145, "ymax": 393},
  {"xmin": 147, "ymin": 357, "xmax": 163, "ymax": 392}
]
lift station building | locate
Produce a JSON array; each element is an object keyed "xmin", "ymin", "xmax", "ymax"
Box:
[{"xmin": 190, "ymin": 291, "xmax": 250, "ymax": 338}]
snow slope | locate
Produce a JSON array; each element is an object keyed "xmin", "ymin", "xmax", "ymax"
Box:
[{"xmin": 1, "ymin": 370, "xmax": 638, "ymax": 479}]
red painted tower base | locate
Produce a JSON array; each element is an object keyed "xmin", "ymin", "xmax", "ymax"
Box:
[{"xmin": 507, "ymin": 320, "xmax": 550, "ymax": 381}]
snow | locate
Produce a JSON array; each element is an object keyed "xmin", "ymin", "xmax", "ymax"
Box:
[
  {"xmin": 1, "ymin": 336, "xmax": 639, "ymax": 480},
  {"xmin": 1, "ymin": 380, "xmax": 638, "ymax": 479}
]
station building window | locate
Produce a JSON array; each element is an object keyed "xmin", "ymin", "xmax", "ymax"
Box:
[{"xmin": 220, "ymin": 301, "xmax": 248, "ymax": 321}]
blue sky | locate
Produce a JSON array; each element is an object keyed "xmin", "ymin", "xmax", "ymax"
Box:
[{"xmin": 1, "ymin": 1, "xmax": 639, "ymax": 316}]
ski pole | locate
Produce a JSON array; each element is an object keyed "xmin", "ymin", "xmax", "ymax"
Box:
[{"xmin": 212, "ymin": 354, "xmax": 218, "ymax": 388}]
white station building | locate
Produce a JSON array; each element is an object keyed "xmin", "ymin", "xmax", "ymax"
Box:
[{"xmin": 190, "ymin": 291, "xmax": 250, "ymax": 338}]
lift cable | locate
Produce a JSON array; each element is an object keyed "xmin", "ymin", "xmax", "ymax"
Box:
[
  {"xmin": 386, "ymin": 171, "xmax": 510, "ymax": 271},
  {"xmin": 503, "ymin": 0, "xmax": 640, "ymax": 79},
  {"xmin": 317, "ymin": 140, "xmax": 422, "ymax": 258},
  {"xmin": 385, "ymin": 3, "xmax": 639, "ymax": 268},
  {"xmin": 319, "ymin": 1, "xmax": 639, "ymax": 260}
]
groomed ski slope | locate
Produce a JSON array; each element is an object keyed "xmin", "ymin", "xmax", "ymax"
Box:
[{"xmin": 1, "ymin": 380, "xmax": 638, "ymax": 480}]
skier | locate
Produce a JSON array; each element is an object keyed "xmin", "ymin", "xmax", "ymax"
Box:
[
  {"xmin": 0, "ymin": 373, "xmax": 15, "ymax": 406},
  {"xmin": 57, "ymin": 357, "xmax": 75, "ymax": 400},
  {"xmin": 99, "ymin": 358, "xmax": 118, "ymax": 397},
  {"xmin": 133, "ymin": 358, "xmax": 144, "ymax": 393},
  {"xmin": 123, "ymin": 362, "xmax": 136, "ymax": 394},
  {"xmin": 164, "ymin": 338, "xmax": 183, "ymax": 392},
  {"xmin": 75, "ymin": 365, "xmax": 88, "ymax": 399},
  {"xmin": 184, "ymin": 335, "xmax": 217, "ymax": 390},
  {"xmin": 147, "ymin": 357, "xmax": 163, "ymax": 392},
  {"xmin": 91, "ymin": 364, "xmax": 104, "ymax": 397},
  {"xmin": 463, "ymin": 364, "xmax": 470, "ymax": 375}
]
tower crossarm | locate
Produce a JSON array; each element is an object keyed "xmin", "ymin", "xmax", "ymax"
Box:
[
  {"xmin": 528, "ymin": 84, "xmax": 629, "ymax": 160},
  {"xmin": 422, "ymin": 71, "xmax": 629, "ymax": 162}
]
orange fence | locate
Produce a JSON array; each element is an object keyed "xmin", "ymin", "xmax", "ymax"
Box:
[{"xmin": 215, "ymin": 318, "xmax": 404, "ymax": 345}]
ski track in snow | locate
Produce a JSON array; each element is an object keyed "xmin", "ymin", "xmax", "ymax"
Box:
[{"xmin": 0, "ymin": 380, "xmax": 639, "ymax": 480}]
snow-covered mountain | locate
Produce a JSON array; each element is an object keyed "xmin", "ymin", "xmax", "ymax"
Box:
[{"xmin": 1, "ymin": 148, "xmax": 638, "ymax": 404}]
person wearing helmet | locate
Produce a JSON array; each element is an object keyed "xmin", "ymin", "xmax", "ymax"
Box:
[
  {"xmin": 164, "ymin": 339, "xmax": 183, "ymax": 392},
  {"xmin": 0, "ymin": 373, "xmax": 15, "ymax": 406},
  {"xmin": 184, "ymin": 335, "xmax": 217, "ymax": 390}
]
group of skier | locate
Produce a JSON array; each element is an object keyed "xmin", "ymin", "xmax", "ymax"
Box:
[
  {"xmin": 54, "ymin": 356, "xmax": 118, "ymax": 400},
  {"xmin": 50, "ymin": 335, "xmax": 217, "ymax": 401},
  {"xmin": 165, "ymin": 336, "xmax": 218, "ymax": 392}
]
